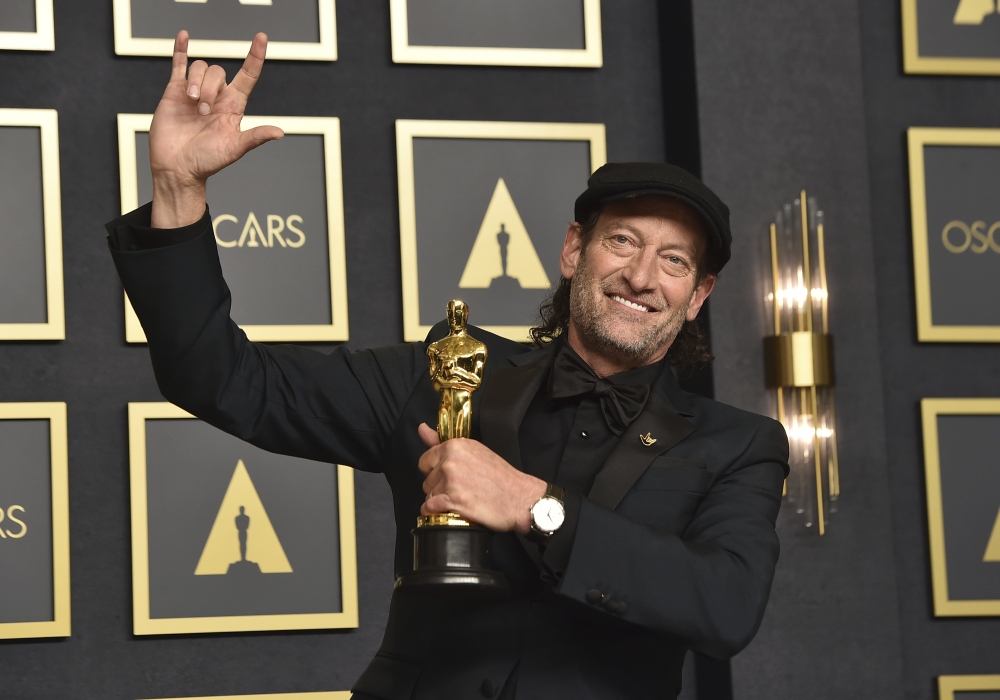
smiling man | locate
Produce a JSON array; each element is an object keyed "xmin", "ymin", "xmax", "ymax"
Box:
[{"xmin": 107, "ymin": 31, "xmax": 788, "ymax": 700}]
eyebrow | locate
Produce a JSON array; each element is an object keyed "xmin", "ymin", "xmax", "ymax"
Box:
[{"xmin": 604, "ymin": 222, "xmax": 701, "ymax": 257}]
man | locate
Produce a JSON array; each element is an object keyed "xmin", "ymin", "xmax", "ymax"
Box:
[{"xmin": 108, "ymin": 31, "xmax": 788, "ymax": 700}]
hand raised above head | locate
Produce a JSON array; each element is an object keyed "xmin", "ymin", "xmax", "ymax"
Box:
[{"xmin": 148, "ymin": 31, "xmax": 285, "ymax": 229}]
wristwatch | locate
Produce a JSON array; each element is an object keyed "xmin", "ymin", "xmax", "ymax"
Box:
[{"xmin": 528, "ymin": 482, "xmax": 566, "ymax": 541}]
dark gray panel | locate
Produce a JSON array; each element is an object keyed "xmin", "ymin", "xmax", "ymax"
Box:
[
  {"xmin": 406, "ymin": 0, "xmax": 585, "ymax": 50},
  {"xmin": 129, "ymin": 0, "xmax": 320, "ymax": 43},
  {"xmin": 957, "ymin": 693, "xmax": 1000, "ymax": 700},
  {"xmin": 936, "ymin": 414, "xmax": 1000, "ymax": 601},
  {"xmin": 693, "ymin": 0, "xmax": 905, "ymax": 698},
  {"xmin": 0, "ymin": 420, "xmax": 53, "ymax": 624},
  {"xmin": 916, "ymin": 0, "xmax": 1000, "ymax": 59},
  {"xmin": 0, "ymin": 0, "xmax": 37, "ymax": 33},
  {"xmin": 412, "ymin": 137, "xmax": 589, "ymax": 327},
  {"xmin": 137, "ymin": 133, "xmax": 333, "ymax": 326},
  {"xmin": 144, "ymin": 418, "xmax": 342, "ymax": 619},
  {"xmin": 0, "ymin": 126, "xmax": 47, "ymax": 324},
  {"xmin": 923, "ymin": 145, "xmax": 1000, "ymax": 326}
]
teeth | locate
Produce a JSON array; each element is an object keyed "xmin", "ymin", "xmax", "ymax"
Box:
[{"xmin": 612, "ymin": 295, "xmax": 650, "ymax": 312}]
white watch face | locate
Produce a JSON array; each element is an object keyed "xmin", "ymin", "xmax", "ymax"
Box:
[{"xmin": 531, "ymin": 497, "xmax": 566, "ymax": 533}]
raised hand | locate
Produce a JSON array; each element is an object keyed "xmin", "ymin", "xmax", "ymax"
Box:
[{"xmin": 149, "ymin": 31, "xmax": 284, "ymax": 229}]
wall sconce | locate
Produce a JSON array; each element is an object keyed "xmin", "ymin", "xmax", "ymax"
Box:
[{"xmin": 764, "ymin": 191, "xmax": 839, "ymax": 535}]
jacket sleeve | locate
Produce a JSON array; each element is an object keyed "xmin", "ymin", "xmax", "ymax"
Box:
[
  {"xmin": 555, "ymin": 417, "xmax": 788, "ymax": 658},
  {"xmin": 108, "ymin": 204, "xmax": 425, "ymax": 472}
]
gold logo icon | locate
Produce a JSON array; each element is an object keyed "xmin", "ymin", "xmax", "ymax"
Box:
[
  {"xmin": 640, "ymin": 432, "xmax": 657, "ymax": 447},
  {"xmin": 459, "ymin": 178, "xmax": 551, "ymax": 290},
  {"xmin": 984, "ymin": 503, "xmax": 1000, "ymax": 562},
  {"xmin": 194, "ymin": 459, "xmax": 292, "ymax": 575},
  {"xmin": 954, "ymin": 0, "xmax": 997, "ymax": 24}
]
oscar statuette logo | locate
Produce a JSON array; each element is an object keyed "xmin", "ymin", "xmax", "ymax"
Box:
[
  {"xmin": 394, "ymin": 300, "xmax": 510, "ymax": 596},
  {"xmin": 954, "ymin": 0, "xmax": 998, "ymax": 24}
]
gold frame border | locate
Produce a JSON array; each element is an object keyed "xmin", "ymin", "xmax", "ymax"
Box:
[
  {"xmin": 0, "ymin": 0, "xmax": 54, "ymax": 51},
  {"xmin": 127, "ymin": 402, "xmax": 358, "ymax": 635},
  {"xmin": 395, "ymin": 119, "xmax": 607, "ymax": 342},
  {"xmin": 922, "ymin": 398, "xmax": 1000, "ymax": 617},
  {"xmin": 0, "ymin": 109, "xmax": 65, "ymax": 340},
  {"xmin": 142, "ymin": 693, "xmax": 351, "ymax": 700},
  {"xmin": 118, "ymin": 114, "xmax": 349, "ymax": 344},
  {"xmin": 908, "ymin": 127, "xmax": 1000, "ymax": 342},
  {"xmin": 113, "ymin": 0, "xmax": 336, "ymax": 61},
  {"xmin": 902, "ymin": 0, "xmax": 1000, "ymax": 75},
  {"xmin": 389, "ymin": 0, "xmax": 602, "ymax": 67},
  {"xmin": 939, "ymin": 674, "xmax": 1000, "ymax": 698},
  {"xmin": 0, "ymin": 402, "xmax": 70, "ymax": 639}
]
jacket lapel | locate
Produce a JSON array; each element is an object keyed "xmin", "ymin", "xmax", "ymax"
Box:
[
  {"xmin": 587, "ymin": 372, "xmax": 695, "ymax": 510},
  {"xmin": 478, "ymin": 344, "xmax": 557, "ymax": 471}
]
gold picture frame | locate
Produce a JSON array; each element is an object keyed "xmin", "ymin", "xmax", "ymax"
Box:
[
  {"xmin": 0, "ymin": 0, "xmax": 54, "ymax": 51},
  {"xmin": 907, "ymin": 127, "xmax": 1000, "ymax": 342},
  {"xmin": 0, "ymin": 402, "xmax": 70, "ymax": 640},
  {"xmin": 396, "ymin": 118, "xmax": 606, "ymax": 342},
  {"xmin": 939, "ymin": 674, "xmax": 1000, "ymax": 698},
  {"xmin": 0, "ymin": 109, "xmax": 64, "ymax": 340},
  {"xmin": 117, "ymin": 113, "xmax": 348, "ymax": 344},
  {"xmin": 902, "ymin": 0, "xmax": 1000, "ymax": 75},
  {"xmin": 113, "ymin": 0, "xmax": 336, "ymax": 61},
  {"xmin": 127, "ymin": 402, "xmax": 358, "ymax": 635},
  {"xmin": 142, "ymin": 693, "xmax": 352, "ymax": 700},
  {"xmin": 922, "ymin": 398, "xmax": 1000, "ymax": 617},
  {"xmin": 389, "ymin": 0, "xmax": 602, "ymax": 67}
]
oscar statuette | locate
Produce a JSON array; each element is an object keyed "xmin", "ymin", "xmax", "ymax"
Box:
[{"xmin": 394, "ymin": 300, "xmax": 510, "ymax": 596}]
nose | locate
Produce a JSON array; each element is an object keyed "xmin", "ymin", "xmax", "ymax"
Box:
[{"xmin": 621, "ymin": 244, "xmax": 658, "ymax": 292}]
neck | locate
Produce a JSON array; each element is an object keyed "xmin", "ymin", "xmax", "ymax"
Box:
[{"xmin": 565, "ymin": 321, "xmax": 670, "ymax": 378}]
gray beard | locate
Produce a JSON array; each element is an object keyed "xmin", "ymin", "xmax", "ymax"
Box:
[{"xmin": 568, "ymin": 254, "xmax": 689, "ymax": 366}]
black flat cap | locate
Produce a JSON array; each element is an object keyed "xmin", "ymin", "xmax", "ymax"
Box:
[{"xmin": 574, "ymin": 162, "xmax": 732, "ymax": 270}]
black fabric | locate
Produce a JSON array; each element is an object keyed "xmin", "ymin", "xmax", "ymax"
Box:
[
  {"xmin": 105, "ymin": 201, "xmax": 211, "ymax": 251},
  {"xmin": 548, "ymin": 340, "xmax": 659, "ymax": 435},
  {"xmin": 108, "ymin": 205, "xmax": 789, "ymax": 700}
]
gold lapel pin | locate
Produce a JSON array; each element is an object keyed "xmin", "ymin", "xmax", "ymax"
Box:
[{"xmin": 640, "ymin": 432, "xmax": 657, "ymax": 447}]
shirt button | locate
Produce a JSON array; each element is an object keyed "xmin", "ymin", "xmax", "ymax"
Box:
[
  {"xmin": 481, "ymin": 678, "xmax": 497, "ymax": 697},
  {"xmin": 586, "ymin": 589, "xmax": 603, "ymax": 604},
  {"xmin": 581, "ymin": 430, "xmax": 589, "ymax": 438}
]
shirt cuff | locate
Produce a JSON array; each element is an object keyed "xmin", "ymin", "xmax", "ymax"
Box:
[
  {"xmin": 539, "ymin": 491, "xmax": 581, "ymax": 583},
  {"xmin": 105, "ymin": 201, "xmax": 212, "ymax": 251}
]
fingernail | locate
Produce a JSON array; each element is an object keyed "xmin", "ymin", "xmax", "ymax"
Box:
[
  {"xmin": 187, "ymin": 85, "xmax": 199, "ymax": 99},
  {"xmin": 198, "ymin": 102, "xmax": 210, "ymax": 115}
]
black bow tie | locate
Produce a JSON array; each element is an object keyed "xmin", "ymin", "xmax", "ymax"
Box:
[{"xmin": 548, "ymin": 347, "xmax": 652, "ymax": 436}]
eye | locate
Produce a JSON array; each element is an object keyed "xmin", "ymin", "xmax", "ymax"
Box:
[{"xmin": 615, "ymin": 235, "xmax": 629, "ymax": 244}]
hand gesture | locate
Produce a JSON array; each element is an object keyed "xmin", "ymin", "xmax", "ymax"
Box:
[{"xmin": 149, "ymin": 31, "xmax": 284, "ymax": 228}]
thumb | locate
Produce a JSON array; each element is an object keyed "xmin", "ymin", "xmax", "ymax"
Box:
[
  {"xmin": 417, "ymin": 422, "xmax": 440, "ymax": 448},
  {"xmin": 234, "ymin": 125, "xmax": 284, "ymax": 159}
]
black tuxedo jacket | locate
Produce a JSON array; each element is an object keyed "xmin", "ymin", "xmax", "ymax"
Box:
[{"xmin": 109, "ymin": 208, "xmax": 789, "ymax": 700}]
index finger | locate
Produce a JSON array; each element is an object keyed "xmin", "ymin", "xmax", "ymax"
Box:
[
  {"xmin": 229, "ymin": 32, "xmax": 268, "ymax": 104},
  {"xmin": 171, "ymin": 30, "xmax": 190, "ymax": 82}
]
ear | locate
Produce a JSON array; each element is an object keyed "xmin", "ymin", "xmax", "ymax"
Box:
[
  {"xmin": 685, "ymin": 274, "xmax": 716, "ymax": 322},
  {"xmin": 560, "ymin": 223, "xmax": 585, "ymax": 280}
]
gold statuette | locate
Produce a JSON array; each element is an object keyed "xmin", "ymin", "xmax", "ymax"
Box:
[
  {"xmin": 418, "ymin": 300, "xmax": 487, "ymax": 528},
  {"xmin": 426, "ymin": 299, "xmax": 487, "ymax": 443}
]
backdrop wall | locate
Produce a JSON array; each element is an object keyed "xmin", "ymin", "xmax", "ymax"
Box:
[{"xmin": 0, "ymin": 2, "xmax": 678, "ymax": 699}]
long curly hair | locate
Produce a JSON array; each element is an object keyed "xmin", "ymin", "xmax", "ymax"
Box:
[{"xmin": 529, "ymin": 209, "xmax": 721, "ymax": 376}]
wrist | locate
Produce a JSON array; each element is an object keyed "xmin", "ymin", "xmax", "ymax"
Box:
[
  {"xmin": 515, "ymin": 475, "xmax": 548, "ymax": 535},
  {"xmin": 150, "ymin": 176, "xmax": 207, "ymax": 229}
]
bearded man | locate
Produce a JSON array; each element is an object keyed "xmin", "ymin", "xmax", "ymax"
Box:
[{"xmin": 107, "ymin": 31, "xmax": 788, "ymax": 700}]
